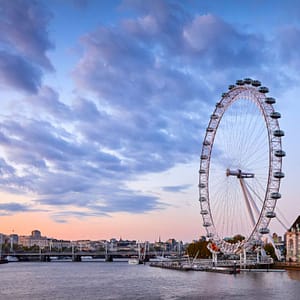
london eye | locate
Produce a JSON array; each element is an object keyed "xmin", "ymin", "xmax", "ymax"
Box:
[{"xmin": 198, "ymin": 78, "xmax": 285, "ymax": 255}]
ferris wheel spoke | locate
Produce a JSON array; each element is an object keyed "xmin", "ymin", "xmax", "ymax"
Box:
[{"xmin": 245, "ymin": 178, "xmax": 266, "ymax": 205}]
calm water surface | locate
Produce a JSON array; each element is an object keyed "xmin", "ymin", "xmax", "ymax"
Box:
[{"xmin": 0, "ymin": 262, "xmax": 299, "ymax": 299}]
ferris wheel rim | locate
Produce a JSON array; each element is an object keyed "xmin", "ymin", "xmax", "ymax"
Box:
[{"xmin": 198, "ymin": 79, "xmax": 284, "ymax": 254}]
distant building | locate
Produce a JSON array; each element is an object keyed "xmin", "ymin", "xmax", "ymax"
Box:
[
  {"xmin": 285, "ymin": 216, "xmax": 300, "ymax": 262},
  {"xmin": 0, "ymin": 233, "xmax": 6, "ymax": 243},
  {"xmin": 10, "ymin": 234, "xmax": 19, "ymax": 244},
  {"xmin": 31, "ymin": 230, "xmax": 42, "ymax": 239},
  {"xmin": 50, "ymin": 239, "xmax": 72, "ymax": 250},
  {"xmin": 73, "ymin": 240, "xmax": 92, "ymax": 251},
  {"xmin": 18, "ymin": 231, "xmax": 72, "ymax": 249},
  {"xmin": 117, "ymin": 239, "xmax": 136, "ymax": 251},
  {"xmin": 19, "ymin": 230, "xmax": 49, "ymax": 248}
]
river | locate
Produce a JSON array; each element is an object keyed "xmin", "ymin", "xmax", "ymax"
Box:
[{"xmin": 0, "ymin": 261, "xmax": 299, "ymax": 299}]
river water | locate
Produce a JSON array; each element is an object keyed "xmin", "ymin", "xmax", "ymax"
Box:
[{"xmin": 0, "ymin": 261, "xmax": 299, "ymax": 299}]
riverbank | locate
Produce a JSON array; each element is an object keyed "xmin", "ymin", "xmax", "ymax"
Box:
[{"xmin": 272, "ymin": 262, "xmax": 300, "ymax": 271}]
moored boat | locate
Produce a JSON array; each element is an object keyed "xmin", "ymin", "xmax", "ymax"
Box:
[
  {"xmin": 128, "ymin": 242, "xmax": 148, "ymax": 265},
  {"xmin": 81, "ymin": 256, "xmax": 94, "ymax": 262},
  {"xmin": 128, "ymin": 257, "xmax": 143, "ymax": 265},
  {"xmin": 5, "ymin": 255, "xmax": 19, "ymax": 262}
]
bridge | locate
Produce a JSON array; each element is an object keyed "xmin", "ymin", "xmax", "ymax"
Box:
[{"xmin": 5, "ymin": 250, "xmax": 179, "ymax": 262}]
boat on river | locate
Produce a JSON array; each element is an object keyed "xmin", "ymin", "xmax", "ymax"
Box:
[
  {"xmin": 128, "ymin": 256, "xmax": 143, "ymax": 265},
  {"xmin": 128, "ymin": 242, "xmax": 147, "ymax": 265},
  {"xmin": 5, "ymin": 255, "xmax": 19, "ymax": 262}
]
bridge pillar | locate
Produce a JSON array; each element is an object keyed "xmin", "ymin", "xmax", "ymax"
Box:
[
  {"xmin": 212, "ymin": 252, "xmax": 217, "ymax": 267},
  {"xmin": 73, "ymin": 255, "xmax": 82, "ymax": 262},
  {"xmin": 105, "ymin": 254, "xmax": 113, "ymax": 262},
  {"xmin": 40, "ymin": 255, "xmax": 51, "ymax": 262},
  {"xmin": 144, "ymin": 254, "xmax": 150, "ymax": 262}
]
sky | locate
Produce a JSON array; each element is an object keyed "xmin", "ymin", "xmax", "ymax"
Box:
[{"xmin": 0, "ymin": 0, "xmax": 299, "ymax": 242}]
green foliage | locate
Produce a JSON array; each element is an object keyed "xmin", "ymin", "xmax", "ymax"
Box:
[
  {"xmin": 226, "ymin": 234, "xmax": 245, "ymax": 244},
  {"xmin": 264, "ymin": 243, "xmax": 277, "ymax": 261},
  {"xmin": 186, "ymin": 240, "xmax": 211, "ymax": 259}
]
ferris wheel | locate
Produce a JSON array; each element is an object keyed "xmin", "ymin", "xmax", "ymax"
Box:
[{"xmin": 198, "ymin": 78, "xmax": 285, "ymax": 255}]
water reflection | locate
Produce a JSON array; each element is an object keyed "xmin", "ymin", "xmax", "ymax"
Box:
[
  {"xmin": 287, "ymin": 270, "xmax": 300, "ymax": 281},
  {"xmin": 1, "ymin": 262, "xmax": 300, "ymax": 299}
]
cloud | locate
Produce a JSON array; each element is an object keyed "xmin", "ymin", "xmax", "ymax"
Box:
[
  {"xmin": 72, "ymin": 97, "xmax": 103, "ymax": 122},
  {"xmin": 276, "ymin": 26, "xmax": 300, "ymax": 69},
  {"xmin": 50, "ymin": 210, "xmax": 109, "ymax": 224},
  {"xmin": 0, "ymin": 158, "xmax": 15, "ymax": 176},
  {"xmin": 162, "ymin": 184, "xmax": 192, "ymax": 193},
  {"xmin": 100, "ymin": 192, "xmax": 167, "ymax": 214},
  {"xmin": 72, "ymin": 1, "xmax": 272, "ymax": 115},
  {"xmin": 0, "ymin": 0, "xmax": 54, "ymax": 93},
  {"xmin": 0, "ymin": 0, "xmax": 53, "ymax": 69},
  {"xmin": 0, "ymin": 111, "xmax": 165, "ymax": 216},
  {"xmin": 0, "ymin": 0, "xmax": 297, "ymax": 222},
  {"xmin": 0, "ymin": 51, "xmax": 42, "ymax": 93},
  {"xmin": 71, "ymin": 0, "xmax": 274, "ymax": 179},
  {"xmin": 182, "ymin": 14, "xmax": 263, "ymax": 67},
  {"xmin": 0, "ymin": 202, "xmax": 42, "ymax": 215},
  {"xmin": 25, "ymin": 86, "xmax": 71, "ymax": 118},
  {"xmin": 36, "ymin": 187, "xmax": 164, "ymax": 218}
]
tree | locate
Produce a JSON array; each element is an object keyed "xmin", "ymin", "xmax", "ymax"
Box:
[
  {"xmin": 264, "ymin": 243, "xmax": 277, "ymax": 261},
  {"xmin": 226, "ymin": 234, "xmax": 245, "ymax": 244},
  {"xmin": 186, "ymin": 240, "xmax": 211, "ymax": 259}
]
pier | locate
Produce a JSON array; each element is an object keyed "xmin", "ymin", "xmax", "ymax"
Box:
[
  {"xmin": 148, "ymin": 257, "xmax": 291, "ymax": 274},
  {"xmin": 149, "ymin": 260, "xmax": 240, "ymax": 274}
]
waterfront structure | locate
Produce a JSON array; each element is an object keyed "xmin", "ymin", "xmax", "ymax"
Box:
[
  {"xmin": 198, "ymin": 79, "xmax": 284, "ymax": 261},
  {"xmin": 285, "ymin": 216, "xmax": 300, "ymax": 262}
]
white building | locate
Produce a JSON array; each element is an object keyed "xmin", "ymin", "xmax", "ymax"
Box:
[
  {"xmin": 285, "ymin": 216, "xmax": 300, "ymax": 262},
  {"xmin": 19, "ymin": 230, "xmax": 49, "ymax": 248}
]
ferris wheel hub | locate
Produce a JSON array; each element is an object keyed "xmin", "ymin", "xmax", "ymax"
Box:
[{"xmin": 226, "ymin": 168, "xmax": 255, "ymax": 178}]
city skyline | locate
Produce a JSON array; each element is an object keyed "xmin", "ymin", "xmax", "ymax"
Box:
[
  {"xmin": 0, "ymin": 0, "xmax": 299, "ymax": 242},
  {"xmin": 0, "ymin": 228, "xmax": 185, "ymax": 244}
]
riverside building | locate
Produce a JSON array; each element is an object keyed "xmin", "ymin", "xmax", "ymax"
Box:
[{"xmin": 285, "ymin": 215, "xmax": 300, "ymax": 262}]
